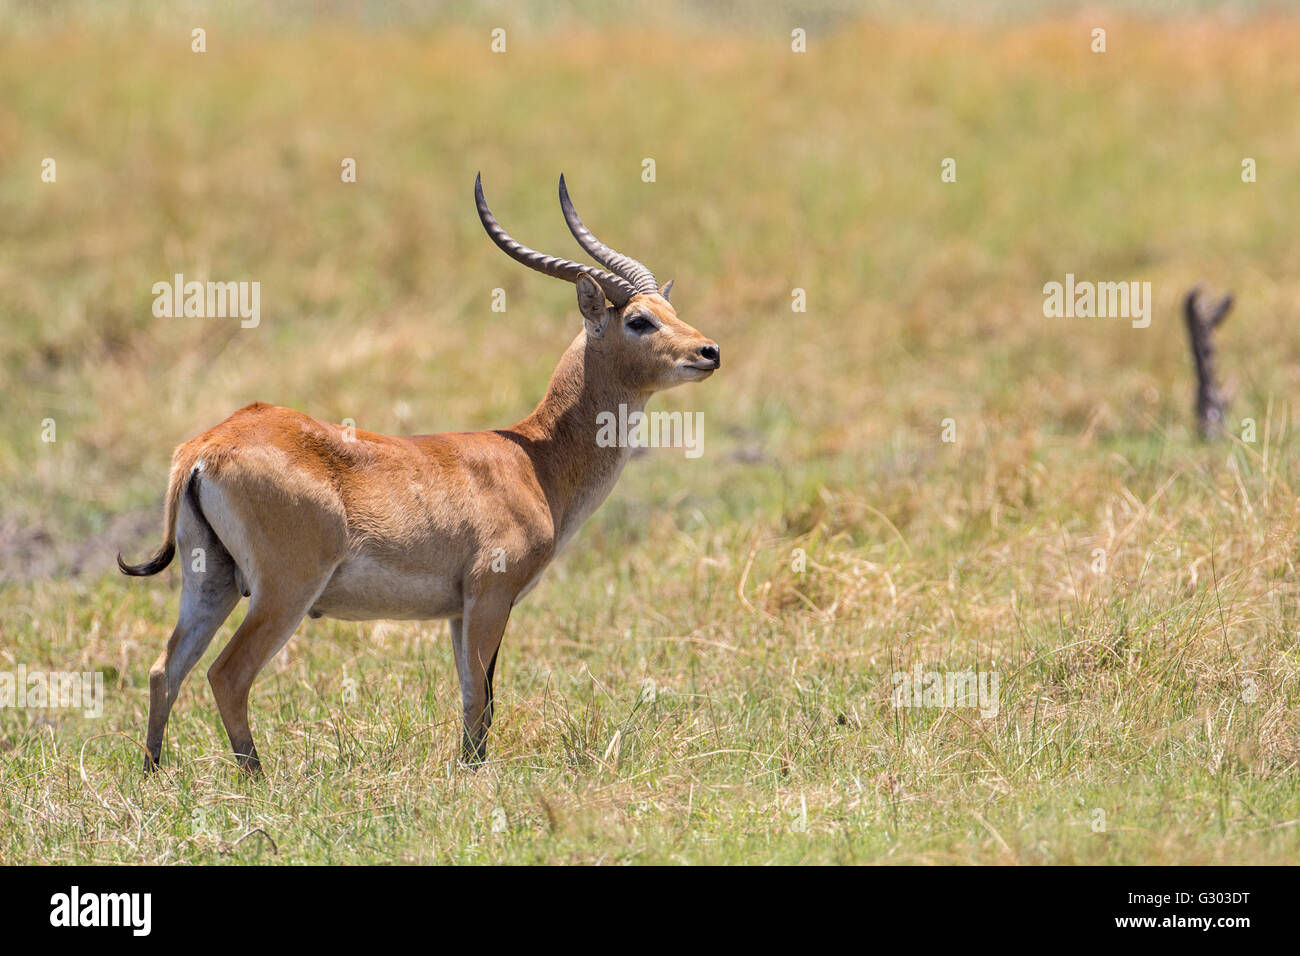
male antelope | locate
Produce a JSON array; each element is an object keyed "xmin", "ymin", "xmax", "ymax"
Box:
[{"xmin": 119, "ymin": 175, "xmax": 720, "ymax": 771}]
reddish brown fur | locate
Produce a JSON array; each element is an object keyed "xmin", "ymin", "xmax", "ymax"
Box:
[{"xmin": 126, "ymin": 286, "xmax": 718, "ymax": 770}]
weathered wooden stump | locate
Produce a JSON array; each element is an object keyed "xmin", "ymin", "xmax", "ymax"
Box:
[{"xmin": 1183, "ymin": 286, "xmax": 1233, "ymax": 440}]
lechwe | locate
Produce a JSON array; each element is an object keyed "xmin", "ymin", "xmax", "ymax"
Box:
[{"xmin": 119, "ymin": 174, "xmax": 720, "ymax": 771}]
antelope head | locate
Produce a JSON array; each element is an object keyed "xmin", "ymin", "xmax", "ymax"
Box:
[{"xmin": 475, "ymin": 173, "xmax": 720, "ymax": 395}]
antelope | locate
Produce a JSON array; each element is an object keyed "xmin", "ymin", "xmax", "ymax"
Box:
[{"xmin": 118, "ymin": 174, "xmax": 720, "ymax": 772}]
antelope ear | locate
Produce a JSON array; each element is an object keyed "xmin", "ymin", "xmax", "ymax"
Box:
[
  {"xmin": 576, "ymin": 274, "xmax": 611, "ymax": 336},
  {"xmin": 659, "ymin": 279, "xmax": 674, "ymax": 301}
]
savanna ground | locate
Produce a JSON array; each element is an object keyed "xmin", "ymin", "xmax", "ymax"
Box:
[{"xmin": 1, "ymin": 1, "xmax": 1298, "ymax": 864}]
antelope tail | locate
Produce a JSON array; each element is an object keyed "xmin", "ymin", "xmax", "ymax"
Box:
[{"xmin": 117, "ymin": 446, "xmax": 202, "ymax": 576}]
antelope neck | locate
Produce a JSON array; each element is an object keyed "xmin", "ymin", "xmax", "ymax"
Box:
[{"xmin": 509, "ymin": 331, "xmax": 646, "ymax": 530}]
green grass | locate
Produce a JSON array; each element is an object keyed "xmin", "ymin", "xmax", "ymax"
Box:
[{"xmin": 1, "ymin": 4, "xmax": 1299, "ymax": 863}]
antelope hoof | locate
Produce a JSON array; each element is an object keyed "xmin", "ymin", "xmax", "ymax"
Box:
[
  {"xmin": 235, "ymin": 750, "xmax": 263, "ymax": 776},
  {"xmin": 460, "ymin": 738, "xmax": 488, "ymax": 769}
]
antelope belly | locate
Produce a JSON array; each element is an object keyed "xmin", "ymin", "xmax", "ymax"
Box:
[{"xmin": 310, "ymin": 554, "xmax": 461, "ymax": 621}]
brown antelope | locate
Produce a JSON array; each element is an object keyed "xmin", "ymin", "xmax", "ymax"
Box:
[{"xmin": 119, "ymin": 174, "xmax": 720, "ymax": 772}]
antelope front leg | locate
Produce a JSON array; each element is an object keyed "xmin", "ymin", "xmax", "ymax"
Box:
[{"xmin": 450, "ymin": 593, "xmax": 512, "ymax": 765}]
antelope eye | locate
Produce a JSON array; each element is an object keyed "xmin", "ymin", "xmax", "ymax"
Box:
[{"xmin": 627, "ymin": 316, "xmax": 655, "ymax": 334}]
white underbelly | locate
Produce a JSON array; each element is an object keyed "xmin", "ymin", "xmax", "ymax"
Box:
[{"xmin": 311, "ymin": 554, "xmax": 462, "ymax": 621}]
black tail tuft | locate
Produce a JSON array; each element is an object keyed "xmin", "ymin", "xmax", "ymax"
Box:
[{"xmin": 117, "ymin": 543, "xmax": 176, "ymax": 576}]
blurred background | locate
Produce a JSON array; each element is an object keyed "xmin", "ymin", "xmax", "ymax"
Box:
[{"xmin": 3, "ymin": 0, "xmax": 1297, "ymax": 578}]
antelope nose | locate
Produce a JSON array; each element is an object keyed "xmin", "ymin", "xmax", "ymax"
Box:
[{"xmin": 699, "ymin": 343, "xmax": 720, "ymax": 367}]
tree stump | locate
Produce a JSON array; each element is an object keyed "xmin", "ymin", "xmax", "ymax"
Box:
[{"xmin": 1183, "ymin": 286, "xmax": 1233, "ymax": 440}]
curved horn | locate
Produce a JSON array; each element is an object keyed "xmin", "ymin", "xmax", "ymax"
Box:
[
  {"xmin": 558, "ymin": 174, "xmax": 659, "ymax": 295},
  {"xmin": 475, "ymin": 173, "xmax": 635, "ymax": 307}
]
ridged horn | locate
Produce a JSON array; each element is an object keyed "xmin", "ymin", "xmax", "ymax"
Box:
[
  {"xmin": 475, "ymin": 173, "xmax": 635, "ymax": 307},
  {"xmin": 558, "ymin": 174, "xmax": 659, "ymax": 295}
]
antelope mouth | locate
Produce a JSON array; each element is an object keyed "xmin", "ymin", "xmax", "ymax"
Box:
[{"xmin": 681, "ymin": 364, "xmax": 717, "ymax": 378}]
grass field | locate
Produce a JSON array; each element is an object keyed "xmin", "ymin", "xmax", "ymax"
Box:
[{"xmin": 1, "ymin": 2, "xmax": 1299, "ymax": 864}]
